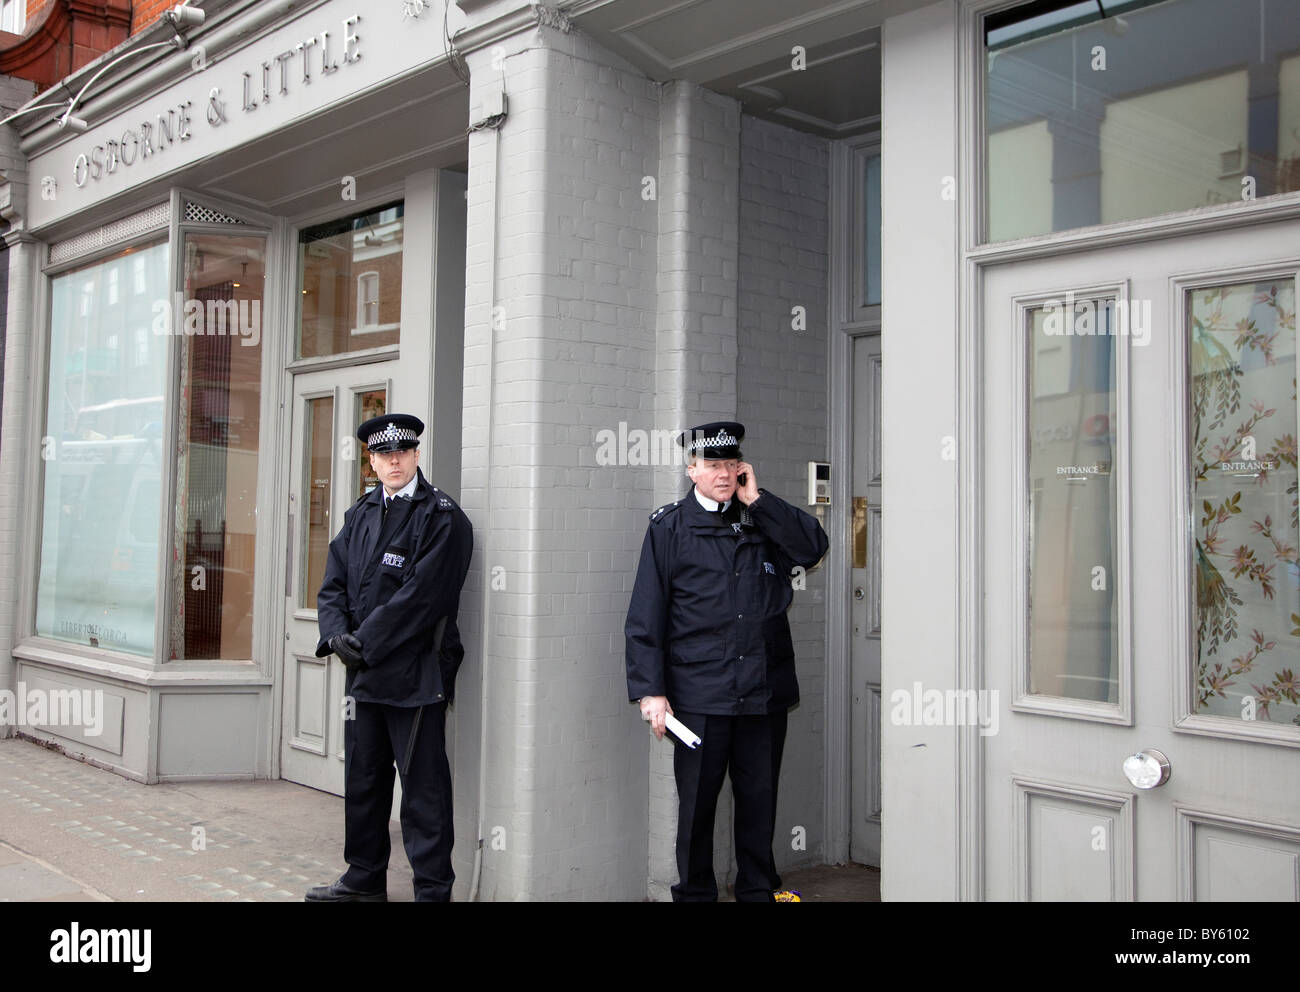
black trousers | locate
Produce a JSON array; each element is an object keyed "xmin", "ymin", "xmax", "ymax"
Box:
[
  {"xmin": 671, "ymin": 709, "xmax": 788, "ymax": 902},
  {"xmin": 342, "ymin": 700, "xmax": 454, "ymax": 902}
]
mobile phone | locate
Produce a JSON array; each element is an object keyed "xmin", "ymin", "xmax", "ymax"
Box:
[{"xmin": 737, "ymin": 472, "xmax": 748, "ymax": 486}]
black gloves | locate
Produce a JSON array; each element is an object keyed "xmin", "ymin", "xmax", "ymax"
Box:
[{"xmin": 329, "ymin": 633, "xmax": 365, "ymax": 670}]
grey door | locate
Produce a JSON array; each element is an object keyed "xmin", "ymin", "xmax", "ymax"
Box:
[
  {"xmin": 981, "ymin": 220, "xmax": 1300, "ymax": 900},
  {"xmin": 280, "ymin": 368, "xmax": 393, "ymax": 795}
]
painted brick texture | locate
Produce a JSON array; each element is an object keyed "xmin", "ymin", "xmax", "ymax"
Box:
[
  {"xmin": 457, "ymin": 23, "xmax": 831, "ymax": 899},
  {"xmin": 457, "ymin": 24, "xmax": 661, "ymax": 901},
  {"xmin": 648, "ymin": 79, "xmax": 742, "ymax": 899},
  {"xmin": 736, "ymin": 114, "xmax": 831, "ymax": 869}
]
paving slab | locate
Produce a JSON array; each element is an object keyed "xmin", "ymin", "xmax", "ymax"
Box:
[
  {"xmin": 0, "ymin": 736, "xmax": 883, "ymax": 903},
  {"xmin": 0, "ymin": 737, "xmax": 414, "ymax": 902}
]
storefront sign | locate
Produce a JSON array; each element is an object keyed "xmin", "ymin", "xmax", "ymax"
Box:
[
  {"xmin": 27, "ymin": 0, "xmax": 455, "ymax": 229},
  {"xmin": 71, "ymin": 14, "xmax": 362, "ymax": 188}
]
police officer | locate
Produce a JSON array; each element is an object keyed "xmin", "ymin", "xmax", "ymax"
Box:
[
  {"xmin": 625, "ymin": 422, "xmax": 828, "ymax": 902},
  {"xmin": 306, "ymin": 414, "xmax": 473, "ymax": 903}
]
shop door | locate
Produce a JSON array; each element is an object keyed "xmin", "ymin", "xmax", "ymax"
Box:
[
  {"xmin": 850, "ymin": 332, "xmax": 882, "ymax": 866},
  {"xmin": 280, "ymin": 366, "xmax": 394, "ymax": 795},
  {"xmin": 981, "ymin": 219, "xmax": 1300, "ymax": 900}
]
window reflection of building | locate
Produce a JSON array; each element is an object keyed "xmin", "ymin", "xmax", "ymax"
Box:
[
  {"xmin": 1027, "ymin": 300, "xmax": 1119, "ymax": 704},
  {"xmin": 297, "ymin": 203, "xmax": 404, "ymax": 358},
  {"xmin": 986, "ymin": 0, "xmax": 1300, "ymax": 241}
]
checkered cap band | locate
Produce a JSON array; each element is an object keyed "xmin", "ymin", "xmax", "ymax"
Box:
[
  {"xmin": 366, "ymin": 423, "xmax": 419, "ymax": 448},
  {"xmin": 687, "ymin": 432, "xmax": 739, "ymax": 453}
]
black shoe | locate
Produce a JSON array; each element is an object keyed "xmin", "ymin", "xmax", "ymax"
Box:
[{"xmin": 305, "ymin": 878, "xmax": 387, "ymax": 902}]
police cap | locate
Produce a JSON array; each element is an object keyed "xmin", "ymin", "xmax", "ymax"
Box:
[
  {"xmin": 358, "ymin": 413, "xmax": 424, "ymax": 453},
  {"xmin": 677, "ymin": 421, "xmax": 744, "ymax": 460}
]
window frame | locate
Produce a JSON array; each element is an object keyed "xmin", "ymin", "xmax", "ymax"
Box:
[
  {"xmin": 1010, "ymin": 281, "xmax": 1135, "ymax": 726},
  {"xmin": 970, "ymin": 0, "xmax": 1300, "ymax": 253},
  {"xmin": 294, "ymin": 199, "xmax": 405, "ymax": 363}
]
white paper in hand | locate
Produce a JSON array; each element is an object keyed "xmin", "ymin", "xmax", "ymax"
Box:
[{"xmin": 665, "ymin": 713, "xmax": 701, "ymax": 749}]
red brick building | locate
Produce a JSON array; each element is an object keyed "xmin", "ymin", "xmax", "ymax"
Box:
[{"xmin": 0, "ymin": 0, "xmax": 173, "ymax": 91}]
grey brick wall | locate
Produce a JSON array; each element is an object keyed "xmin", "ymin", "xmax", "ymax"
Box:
[
  {"xmin": 736, "ymin": 114, "xmax": 831, "ymax": 869},
  {"xmin": 649, "ymin": 80, "xmax": 742, "ymax": 900},
  {"xmin": 454, "ymin": 17, "xmax": 831, "ymax": 900},
  {"xmin": 456, "ymin": 23, "xmax": 661, "ymax": 901}
]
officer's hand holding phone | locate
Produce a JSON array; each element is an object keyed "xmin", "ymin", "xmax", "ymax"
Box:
[{"xmin": 735, "ymin": 461, "xmax": 759, "ymax": 505}]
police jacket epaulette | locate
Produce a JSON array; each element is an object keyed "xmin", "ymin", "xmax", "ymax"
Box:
[
  {"xmin": 431, "ymin": 488, "xmax": 458, "ymax": 511},
  {"xmin": 648, "ymin": 500, "xmax": 682, "ymax": 523}
]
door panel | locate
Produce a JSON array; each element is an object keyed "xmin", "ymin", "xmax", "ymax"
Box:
[
  {"xmin": 280, "ymin": 367, "xmax": 393, "ymax": 795},
  {"xmin": 982, "ymin": 220, "xmax": 1300, "ymax": 900},
  {"xmin": 851, "ymin": 333, "xmax": 882, "ymax": 866}
]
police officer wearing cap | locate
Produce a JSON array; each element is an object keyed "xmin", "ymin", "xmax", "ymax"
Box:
[
  {"xmin": 306, "ymin": 413, "xmax": 473, "ymax": 902},
  {"xmin": 625, "ymin": 422, "xmax": 828, "ymax": 901}
]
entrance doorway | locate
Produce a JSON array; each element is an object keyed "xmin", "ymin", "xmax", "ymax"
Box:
[
  {"xmin": 980, "ymin": 219, "xmax": 1300, "ymax": 899},
  {"xmin": 835, "ymin": 136, "xmax": 883, "ymax": 869},
  {"xmin": 280, "ymin": 366, "xmax": 395, "ymax": 796}
]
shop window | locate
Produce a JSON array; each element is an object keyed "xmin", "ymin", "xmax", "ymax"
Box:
[
  {"xmin": 170, "ymin": 233, "xmax": 265, "ymax": 661},
  {"xmin": 36, "ymin": 240, "xmax": 169, "ymax": 656},
  {"xmin": 1189, "ymin": 276, "xmax": 1298, "ymax": 727},
  {"xmin": 1027, "ymin": 297, "xmax": 1119, "ymax": 703},
  {"xmin": 297, "ymin": 202, "xmax": 403, "ymax": 359},
  {"xmin": 985, "ymin": 0, "xmax": 1300, "ymax": 242}
]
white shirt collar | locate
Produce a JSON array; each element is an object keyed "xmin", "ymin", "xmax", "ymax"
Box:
[
  {"xmin": 693, "ymin": 488, "xmax": 731, "ymax": 513},
  {"xmin": 385, "ymin": 476, "xmax": 419, "ymax": 502}
]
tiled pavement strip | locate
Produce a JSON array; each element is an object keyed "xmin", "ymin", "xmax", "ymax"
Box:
[
  {"xmin": 0, "ymin": 736, "xmax": 880, "ymax": 902},
  {"xmin": 0, "ymin": 736, "xmax": 415, "ymax": 902}
]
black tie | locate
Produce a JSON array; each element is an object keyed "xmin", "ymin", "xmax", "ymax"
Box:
[{"xmin": 382, "ymin": 496, "xmax": 391, "ymax": 522}]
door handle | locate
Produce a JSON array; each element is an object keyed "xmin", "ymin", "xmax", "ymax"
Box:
[
  {"xmin": 852, "ymin": 497, "xmax": 867, "ymax": 569},
  {"xmin": 285, "ymin": 511, "xmax": 294, "ymax": 597},
  {"xmin": 1122, "ymin": 748, "xmax": 1171, "ymax": 789}
]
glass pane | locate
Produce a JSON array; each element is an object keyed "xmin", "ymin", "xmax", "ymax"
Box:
[
  {"xmin": 355, "ymin": 389, "xmax": 387, "ymax": 500},
  {"xmin": 36, "ymin": 240, "xmax": 169, "ymax": 655},
  {"xmin": 302, "ymin": 396, "xmax": 333, "ymax": 611},
  {"xmin": 1027, "ymin": 297, "xmax": 1119, "ymax": 702},
  {"xmin": 985, "ymin": 0, "xmax": 1300, "ymax": 242},
  {"xmin": 864, "ymin": 154, "xmax": 881, "ymax": 307},
  {"xmin": 1190, "ymin": 277, "xmax": 1299, "ymax": 726},
  {"xmin": 297, "ymin": 203, "xmax": 403, "ymax": 359},
  {"xmin": 172, "ymin": 233, "xmax": 265, "ymax": 661}
]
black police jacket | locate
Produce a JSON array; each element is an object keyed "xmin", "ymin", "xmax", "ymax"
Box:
[
  {"xmin": 315, "ymin": 468, "xmax": 473, "ymax": 707},
  {"xmin": 625, "ymin": 488, "xmax": 829, "ymax": 715}
]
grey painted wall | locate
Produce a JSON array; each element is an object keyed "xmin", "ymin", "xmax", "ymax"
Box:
[
  {"xmin": 737, "ymin": 114, "xmax": 831, "ymax": 869},
  {"xmin": 456, "ymin": 23, "xmax": 661, "ymax": 901}
]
